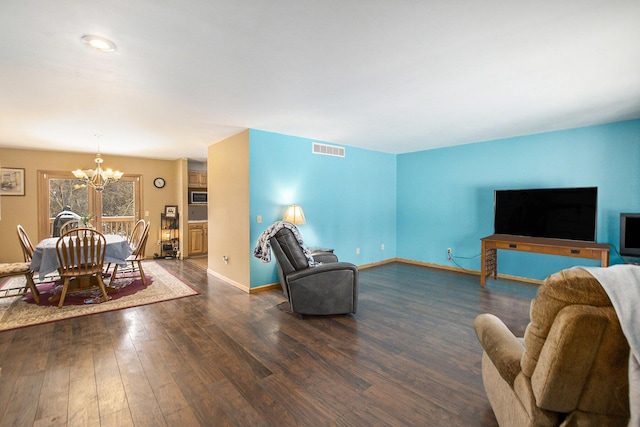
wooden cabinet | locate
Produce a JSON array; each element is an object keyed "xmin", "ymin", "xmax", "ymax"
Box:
[
  {"xmin": 188, "ymin": 171, "xmax": 207, "ymax": 188},
  {"xmin": 188, "ymin": 222, "xmax": 208, "ymax": 255}
]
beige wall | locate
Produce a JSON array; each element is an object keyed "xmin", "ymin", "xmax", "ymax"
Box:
[
  {"xmin": 207, "ymin": 130, "xmax": 250, "ymax": 289},
  {"xmin": 0, "ymin": 147, "xmax": 183, "ymax": 262},
  {"xmin": 177, "ymin": 158, "xmax": 189, "ymax": 258}
]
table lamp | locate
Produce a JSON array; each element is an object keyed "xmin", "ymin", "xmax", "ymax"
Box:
[{"xmin": 283, "ymin": 205, "xmax": 306, "ymax": 225}]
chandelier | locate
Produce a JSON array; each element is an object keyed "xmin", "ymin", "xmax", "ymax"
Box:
[{"xmin": 72, "ymin": 153, "xmax": 123, "ymax": 192}]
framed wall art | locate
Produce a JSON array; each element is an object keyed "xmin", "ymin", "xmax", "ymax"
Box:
[
  {"xmin": 0, "ymin": 167, "xmax": 25, "ymax": 196},
  {"xmin": 164, "ymin": 205, "xmax": 178, "ymax": 218}
]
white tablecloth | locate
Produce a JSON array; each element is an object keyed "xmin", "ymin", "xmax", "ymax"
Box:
[{"xmin": 30, "ymin": 234, "xmax": 132, "ymax": 280}]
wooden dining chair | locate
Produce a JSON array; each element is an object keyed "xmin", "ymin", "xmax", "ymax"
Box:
[
  {"xmin": 18, "ymin": 224, "xmax": 60, "ymax": 284},
  {"xmin": 0, "ymin": 262, "xmax": 40, "ymax": 304},
  {"xmin": 59, "ymin": 219, "xmax": 82, "ymax": 236},
  {"xmin": 55, "ymin": 228, "xmax": 109, "ymax": 309},
  {"xmin": 109, "ymin": 221, "xmax": 150, "ymax": 286},
  {"xmin": 104, "ymin": 219, "xmax": 145, "ymax": 279},
  {"xmin": 16, "ymin": 225, "xmax": 35, "ymax": 262},
  {"xmin": 16, "ymin": 224, "xmax": 38, "ymax": 285}
]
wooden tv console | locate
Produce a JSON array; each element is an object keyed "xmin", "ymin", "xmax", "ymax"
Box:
[{"xmin": 480, "ymin": 234, "xmax": 610, "ymax": 287}]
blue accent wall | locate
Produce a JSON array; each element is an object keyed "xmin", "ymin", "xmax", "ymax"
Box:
[
  {"xmin": 249, "ymin": 129, "xmax": 397, "ymax": 288},
  {"xmin": 397, "ymin": 120, "xmax": 640, "ymax": 281}
]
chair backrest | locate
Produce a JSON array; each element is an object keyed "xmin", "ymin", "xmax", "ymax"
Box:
[
  {"xmin": 16, "ymin": 225, "xmax": 35, "ymax": 262},
  {"xmin": 521, "ymin": 268, "xmax": 629, "ymax": 418},
  {"xmin": 129, "ymin": 219, "xmax": 146, "ymax": 244},
  {"xmin": 56, "ymin": 228, "xmax": 106, "ymax": 276},
  {"xmin": 131, "ymin": 221, "xmax": 150, "ymax": 259},
  {"xmin": 268, "ymin": 227, "xmax": 311, "ymax": 299},
  {"xmin": 59, "ymin": 219, "xmax": 82, "ymax": 236},
  {"xmin": 269, "ymin": 227, "xmax": 310, "ymax": 276}
]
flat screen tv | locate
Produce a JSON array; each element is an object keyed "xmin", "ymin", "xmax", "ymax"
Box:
[
  {"xmin": 620, "ymin": 213, "xmax": 640, "ymax": 257},
  {"xmin": 494, "ymin": 187, "xmax": 598, "ymax": 242}
]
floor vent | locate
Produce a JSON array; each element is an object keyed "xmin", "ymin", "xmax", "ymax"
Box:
[{"xmin": 312, "ymin": 142, "xmax": 345, "ymax": 158}]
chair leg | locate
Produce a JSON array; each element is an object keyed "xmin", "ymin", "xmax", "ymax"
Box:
[
  {"xmin": 137, "ymin": 261, "xmax": 146, "ymax": 286},
  {"xmin": 24, "ymin": 272, "xmax": 39, "ymax": 304},
  {"xmin": 96, "ymin": 273, "xmax": 109, "ymax": 303},
  {"xmin": 58, "ymin": 278, "xmax": 70, "ymax": 309},
  {"xmin": 108, "ymin": 264, "xmax": 119, "ymax": 287}
]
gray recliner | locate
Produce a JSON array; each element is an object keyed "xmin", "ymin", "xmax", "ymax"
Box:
[{"xmin": 269, "ymin": 227, "xmax": 358, "ymax": 315}]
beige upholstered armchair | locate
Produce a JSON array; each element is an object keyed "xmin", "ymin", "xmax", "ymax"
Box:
[{"xmin": 474, "ymin": 268, "xmax": 630, "ymax": 426}]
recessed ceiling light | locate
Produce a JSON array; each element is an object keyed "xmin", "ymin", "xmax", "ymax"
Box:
[{"xmin": 81, "ymin": 35, "xmax": 116, "ymax": 52}]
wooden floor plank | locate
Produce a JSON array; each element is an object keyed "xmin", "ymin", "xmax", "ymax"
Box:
[
  {"xmin": 171, "ymin": 372, "xmax": 234, "ymax": 426},
  {"xmin": 0, "ymin": 371, "xmax": 44, "ymax": 426},
  {"xmin": 33, "ymin": 323, "xmax": 72, "ymax": 426},
  {"xmin": 67, "ymin": 334, "xmax": 100, "ymax": 427},
  {"xmin": 0, "ymin": 260, "xmax": 539, "ymax": 426},
  {"xmin": 99, "ymin": 408, "xmax": 134, "ymax": 427},
  {"xmin": 92, "ymin": 326, "xmax": 129, "ymax": 420},
  {"xmin": 134, "ymin": 338, "xmax": 190, "ymax": 417}
]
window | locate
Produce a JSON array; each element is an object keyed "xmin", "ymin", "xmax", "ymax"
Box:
[{"xmin": 38, "ymin": 171, "xmax": 142, "ymax": 240}]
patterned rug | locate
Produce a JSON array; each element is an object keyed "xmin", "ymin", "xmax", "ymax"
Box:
[{"xmin": 0, "ymin": 261, "xmax": 198, "ymax": 331}]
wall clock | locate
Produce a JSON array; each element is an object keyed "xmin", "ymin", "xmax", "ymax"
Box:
[{"xmin": 153, "ymin": 177, "xmax": 166, "ymax": 188}]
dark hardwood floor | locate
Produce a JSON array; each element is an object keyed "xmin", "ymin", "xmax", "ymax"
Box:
[{"xmin": 0, "ymin": 261, "xmax": 538, "ymax": 426}]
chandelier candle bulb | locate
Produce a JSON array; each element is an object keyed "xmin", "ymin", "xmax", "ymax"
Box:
[{"xmin": 71, "ymin": 153, "xmax": 123, "ymax": 192}]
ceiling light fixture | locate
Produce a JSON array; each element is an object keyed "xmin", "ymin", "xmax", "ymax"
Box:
[
  {"xmin": 81, "ymin": 35, "xmax": 116, "ymax": 52},
  {"xmin": 72, "ymin": 135, "xmax": 123, "ymax": 192}
]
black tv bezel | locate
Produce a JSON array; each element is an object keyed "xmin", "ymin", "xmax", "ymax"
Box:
[
  {"xmin": 493, "ymin": 186, "xmax": 598, "ymax": 243},
  {"xmin": 620, "ymin": 213, "xmax": 640, "ymax": 257}
]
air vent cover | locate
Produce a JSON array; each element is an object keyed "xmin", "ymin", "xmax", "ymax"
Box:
[{"xmin": 312, "ymin": 142, "xmax": 345, "ymax": 158}]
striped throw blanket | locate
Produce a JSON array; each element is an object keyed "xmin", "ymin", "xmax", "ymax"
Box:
[{"xmin": 254, "ymin": 221, "xmax": 317, "ymax": 266}]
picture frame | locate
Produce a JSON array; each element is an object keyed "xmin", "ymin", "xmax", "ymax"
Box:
[
  {"xmin": 164, "ymin": 205, "xmax": 178, "ymax": 218},
  {"xmin": 0, "ymin": 167, "xmax": 25, "ymax": 196}
]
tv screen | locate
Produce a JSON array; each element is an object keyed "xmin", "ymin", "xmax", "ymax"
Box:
[
  {"xmin": 620, "ymin": 213, "xmax": 640, "ymax": 257},
  {"xmin": 494, "ymin": 187, "xmax": 597, "ymax": 242}
]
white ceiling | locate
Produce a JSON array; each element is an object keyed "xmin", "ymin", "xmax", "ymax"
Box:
[{"xmin": 1, "ymin": 1, "xmax": 639, "ymax": 161}]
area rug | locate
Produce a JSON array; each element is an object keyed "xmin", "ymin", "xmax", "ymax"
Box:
[{"xmin": 0, "ymin": 261, "xmax": 198, "ymax": 331}]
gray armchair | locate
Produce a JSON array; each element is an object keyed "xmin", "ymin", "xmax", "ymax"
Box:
[{"xmin": 269, "ymin": 227, "xmax": 358, "ymax": 315}]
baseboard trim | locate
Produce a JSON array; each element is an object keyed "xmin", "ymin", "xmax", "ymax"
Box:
[
  {"xmin": 368, "ymin": 257, "xmax": 543, "ymax": 285},
  {"xmin": 249, "ymin": 282, "xmax": 280, "ymax": 294},
  {"xmin": 223, "ymin": 256, "xmax": 542, "ymax": 294},
  {"xmin": 394, "ymin": 257, "xmax": 477, "ymax": 275},
  {"xmin": 494, "ymin": 273, "xmax": 542, "ymax": 285},
  {"xmin": 357, "ymin": 258, "xmax": 397, "ymax": 270},
  {"xmin": 207, "ymin": 269, "xmax": 251, "ymax": 293}
]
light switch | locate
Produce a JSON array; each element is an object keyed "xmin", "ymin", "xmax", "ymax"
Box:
[{"xmin": 257, "ymin": 215, "xmax": 262, "ymax": 224}]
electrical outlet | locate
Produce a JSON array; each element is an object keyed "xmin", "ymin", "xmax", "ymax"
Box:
[
  {"xmin": 447, "ymin": 248, "xmax": 452, "ymax": 255},
  {"xmin": 356, "ymin": 247, "xmax": 360, "ymax": 255},
  {"xmin": 381, "ymin": 243, "xmax": 385, "ymax": 250}
]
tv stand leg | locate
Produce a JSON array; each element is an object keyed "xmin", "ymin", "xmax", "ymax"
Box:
[{"xmin": 481, "ymin": 245, "xmax": 497, "ymax": 287}]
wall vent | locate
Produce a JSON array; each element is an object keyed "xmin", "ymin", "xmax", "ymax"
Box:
[{"xmin": 312, "ymin": 142, "xmax": 345, "ymax": 158}]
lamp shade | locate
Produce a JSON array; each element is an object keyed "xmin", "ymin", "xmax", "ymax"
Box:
[{"xmin": 283, "ymin": 205, "xmax": 306, "ymax": 225}]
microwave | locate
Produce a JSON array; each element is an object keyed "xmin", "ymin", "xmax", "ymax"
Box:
[{"xmin": 189, "ymin": 191, "xmax": 208, "ymax": 204}]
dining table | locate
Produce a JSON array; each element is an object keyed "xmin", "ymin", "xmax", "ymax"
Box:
[{"xmin": 30, "ymin": 234, "xmax": 132, "ymax": 281}]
